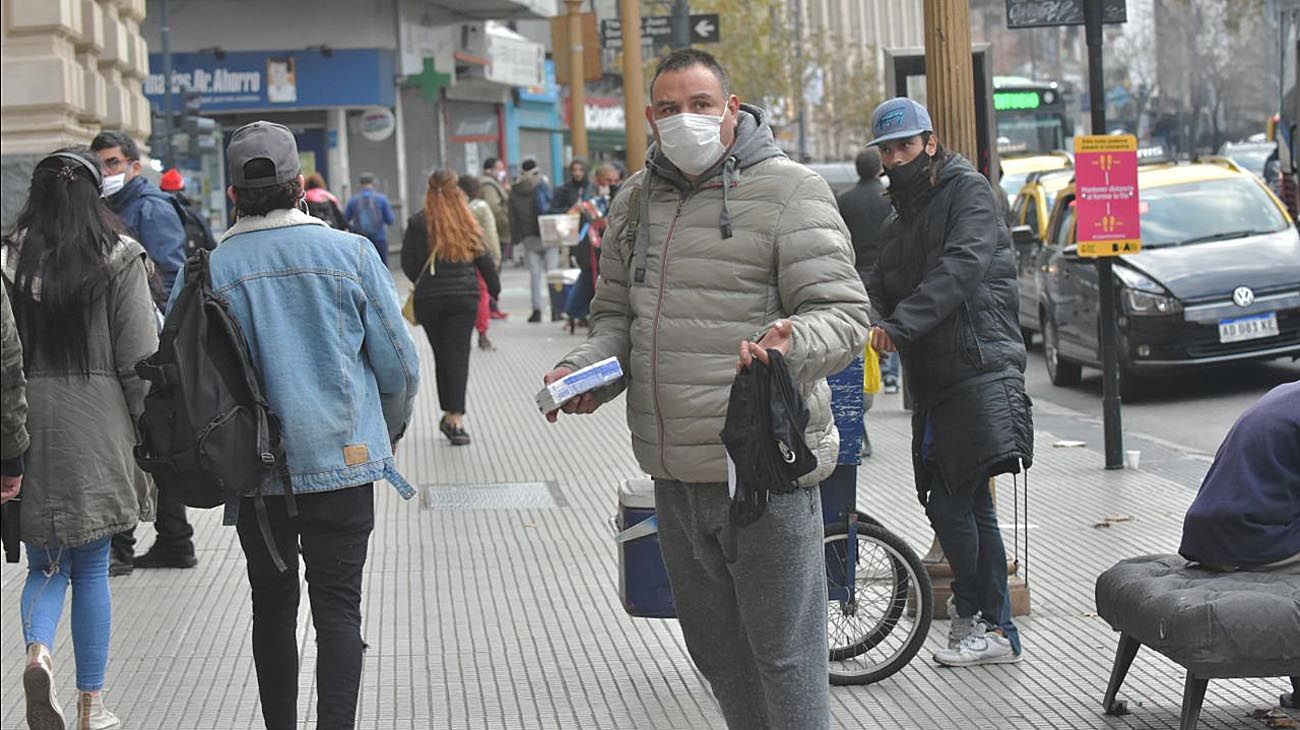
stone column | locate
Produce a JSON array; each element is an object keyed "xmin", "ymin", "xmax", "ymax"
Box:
[{"xmin": 2, "ymin": 0, "xmax": 152, "ymax": 228}]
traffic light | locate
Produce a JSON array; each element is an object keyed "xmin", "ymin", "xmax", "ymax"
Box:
[
  {"xmin": 179, "ymin": 89, "xmax": 218, "ymax": 160},
  {"xmin": 147, "ymin": 104, "xmax": 173, "ymax": 166}
]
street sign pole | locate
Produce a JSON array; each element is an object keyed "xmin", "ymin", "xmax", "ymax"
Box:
[
  {"xmin": 159, "ymin": 0, "xmax": 175, "ymax": 169},
  {"xmin": 1084, "ymin": 0, "xmax": 1124, "ymax": 470},
  {"xmin": 671, "ymin": 0, "xmax": 691, "ymax": 49}
]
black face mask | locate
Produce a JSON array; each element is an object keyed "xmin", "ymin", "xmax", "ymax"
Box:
[{"xmin": 886, "ymin": 150, "xmax": 932, "ymax": 198}]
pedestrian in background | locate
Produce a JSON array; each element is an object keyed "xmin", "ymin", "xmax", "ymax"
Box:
[
  {"xmin": 864, "ymin": 97, "xmax": 1033, "ymax": 668},
  {"xmin": 403, "ymin": 169, "xmax": 501, "ymax": 446},
  {"xmin": 304, "ymin": 173, "xmax": 348, "ymax": 230},
  {"xmin": 546, "ymin": 49, "xmax": 869, "ymax": 730},
  {"xmin": 197, "ymin": 122, "xmax": 420, "ymax": 730},
  {"xmin": 160, "ymin": 169, "xmax": 218, "ymax": 255},
  {"xmin": 548, "ymin": 158, "xmax": 595, "ymax": 216},
  {"xmin": 458, "ymin": 174, "xmax": 502, "ymax": 350},
  {"xmin": 837, "ymin": 146, "xmax": 894, "ymax": 457},
  {"xmin": 1, "ymin": 281, "xmax": 27, "ymax": 505},
  {"xmin": 345, "ymin": 172, "xmax": 396, "ymax": 265},
  {"xmin": 565, "ymin": 163, "xmax": 622, "ymax": 325},
  {"xmin": 508, "ymin": 158, "xmax": 555, "ymax": 323},
  {"xmin": 478, "ymin": 157, "xmax": 513, "ymax": 262},
  {"xmin": 3, "ymin": 147, "xmax": 160, "ymax": 729},
  {"xmin": 91, "ymin": 130, "xmax": 195, "ymax": 577}
]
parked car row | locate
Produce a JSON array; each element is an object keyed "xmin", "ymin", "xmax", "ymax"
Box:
[{"xmin": 1009, "ymin": 156, "xmax": 1300, "ymax": 400}]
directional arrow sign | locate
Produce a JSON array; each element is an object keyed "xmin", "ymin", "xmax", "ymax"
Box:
[{"xmin": 689, "ymin": 13, "xmax": 721, "ymax": 43}]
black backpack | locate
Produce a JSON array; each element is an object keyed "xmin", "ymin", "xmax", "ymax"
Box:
[
  {"xmin": 306, "ymin": 197, "xmax": 347, "ymax": 230},
  {"xmin": 134, "ymin": 250, "xmax": 294, "ymax": 570},
  {"xmin": 169, "ymin": 196, "xmax": 218, "ymax": 254}
]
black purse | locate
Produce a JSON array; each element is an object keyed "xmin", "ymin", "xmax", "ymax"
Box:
[{"xmin": 1, "ymin": 497, "xmax": 20, "ymax": 563}]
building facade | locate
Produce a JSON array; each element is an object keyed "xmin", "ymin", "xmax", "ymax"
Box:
[{"xmin": 1, "ymin": 0, "xmax": 152, "ymax": 228}]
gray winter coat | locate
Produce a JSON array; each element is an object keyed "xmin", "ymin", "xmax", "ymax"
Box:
[
  {"xmin": 1, "ymin": 237, "xmax": 158, "ymax": 547},
  {"xmin": 559, "ymin": 106, "xmax": 871, "ymax": 485},
  {"xmin": 1, "ymin": 283, "xmax": 28, "ymax": 465}
]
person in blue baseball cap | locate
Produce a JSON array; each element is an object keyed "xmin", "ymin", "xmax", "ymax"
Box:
[{"xmin": 863, "ymin": 97, "xmax": 1034, "ymax": 668}]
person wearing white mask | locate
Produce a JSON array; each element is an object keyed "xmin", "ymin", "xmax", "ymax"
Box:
[
  {"xmin": 90, "ymin": 130, "xmax": 194, "ymax": 578},
  {"xmin": 543, "ymin": 49, "xmax": 869, "ymax": 730}
]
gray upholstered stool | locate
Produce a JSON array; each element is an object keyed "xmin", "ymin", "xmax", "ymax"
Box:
[{"xmin": 1095, "ymin": 554, "xmax": 1300, "ymax": 730}]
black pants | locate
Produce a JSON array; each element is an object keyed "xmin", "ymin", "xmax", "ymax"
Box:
[
  {"xmin": 110, "ymin": 489, "xmax": 195, "ymax": 561},
  {"xmin": 237, "ymin": 484, "xmax": 375, "ymax": 730},
  {"xmin": 415, "ymin": 296, "xmax": 477, "ymax": 413}
]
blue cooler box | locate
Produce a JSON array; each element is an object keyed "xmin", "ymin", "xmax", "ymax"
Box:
[
  {"xmin": 616, "ymin": 479, "xmax": 676, "ymax": 618},
  {"xmin": 546, "ymin": 268, "xmax": 579, "ymax": 317}
]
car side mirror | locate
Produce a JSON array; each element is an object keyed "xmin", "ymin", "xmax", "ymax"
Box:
[{"xmin": 1011, "ymin": 225, "xmax": 1039, "ymax": 250}]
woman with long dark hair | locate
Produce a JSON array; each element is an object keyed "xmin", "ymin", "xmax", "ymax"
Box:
[
  {"xmin": 401, "ymin": 169, "xmax": 501, "ymax": 445},
  {"xmin": 1, "ymin": 147, "xmax": 159, "ymax": 729}
]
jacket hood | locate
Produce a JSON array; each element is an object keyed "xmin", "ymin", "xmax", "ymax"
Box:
[
  {"xmin": 512, "ymin": 170, "xmax": 541, "ymax": 195},
  {"xmin": 2, "ymin": 235, "xmax": 144, "ymax": 301},
  {"xmin": 891, "ymin": 151, "xmax": 975, "ymax": 218},
  {"xmin": 107, "ymin": 175, "xmax": 168, "ymax": 212},
  {"xmin": 639, "ymin": 104, "xmax": 785, "ymax": 245},
  {"xmin": 645, "ymin": 104, "xmax": 785, "ymax": 189},
  {"xmin": 220, "ymin": 207, "xmax": 327, "ymax": 244}
]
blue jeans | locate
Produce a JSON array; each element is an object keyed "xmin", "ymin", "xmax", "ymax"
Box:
[
  {"xmin": 923, "ymin": 474, "xmax": 1022, "ymax": 654},
  {"xmin": 22, "ymin": 537, "xmax": 113, "ymax": 690}
]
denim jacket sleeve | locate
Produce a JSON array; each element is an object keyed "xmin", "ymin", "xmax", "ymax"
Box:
[{"xmin": 357, "ymin": 242, "xmax": 421, "ymax": 441}]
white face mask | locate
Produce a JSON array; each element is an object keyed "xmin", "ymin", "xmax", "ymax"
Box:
[
  {"xmin": 655, "ymin": 109, "xmax": 728, "ymax": 176},
  {"xmin": 879, "ymin": 174, "xmax": 890, "ymax": 190},
  {"xmin": 101, "ymin": 172, "xmax": 126, "ymax": 198},
  {"xmin": 598, "ymin": 185, "xmax": 611, "ymax": 197}
]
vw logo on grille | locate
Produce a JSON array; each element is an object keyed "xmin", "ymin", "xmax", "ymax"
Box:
[{"xmin": 1232, "ymin": 286, "xmax": 1255, "ymax": 307}]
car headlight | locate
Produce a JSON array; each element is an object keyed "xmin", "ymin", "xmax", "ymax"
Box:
[{"xmin": 1123, "ymin": 288, "xmax": 1183, "ymax": 315}]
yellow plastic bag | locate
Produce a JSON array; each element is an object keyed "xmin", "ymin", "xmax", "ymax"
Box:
[{"xmin": 864, "ymin": 345, "xmax": 882, "ymax": 395}]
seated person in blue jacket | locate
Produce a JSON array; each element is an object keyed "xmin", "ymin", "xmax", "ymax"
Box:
[{"xmin": 1179, "ymin": 381, "xmax": 1299, "ymax": 574}]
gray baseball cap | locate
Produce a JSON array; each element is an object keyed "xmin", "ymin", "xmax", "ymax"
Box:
[{"xmin": 227, "ymin": 121, "xmax": 300, "ymax": 188}]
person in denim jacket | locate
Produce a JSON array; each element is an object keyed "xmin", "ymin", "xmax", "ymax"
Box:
[{"xmin": 173, "ymin": 122, "xmax": 420, "ymax": 729}]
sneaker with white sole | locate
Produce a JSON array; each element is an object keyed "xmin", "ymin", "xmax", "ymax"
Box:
[
  {"xmin": 933, "ymin": 622, "xmax": 1022, "ymax": 667},
  {"xmin": 24, "ymin": 643, "xmax": 67, "ymax": 730},
  {"xmin": 946, "ymin": 597, "xmax": 980, "ymax": 650},
  {"xmin": 74, "ymin": 691, "xmax": 120, "ymax": 730}
]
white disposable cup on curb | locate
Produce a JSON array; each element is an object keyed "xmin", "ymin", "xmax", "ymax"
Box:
[{"xmin": 1125, "ymin": 449, "xmax": 1141, "ymax": 470}]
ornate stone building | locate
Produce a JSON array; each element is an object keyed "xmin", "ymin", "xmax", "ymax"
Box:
[{"xmin": 2, "ymin": 0, "xmax": 152, "ymax": 227}]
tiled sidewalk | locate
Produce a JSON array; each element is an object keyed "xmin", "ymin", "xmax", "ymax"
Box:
[{"xmin": 1, "ymin": 267, "xmax": 1291, "ymax": 729}]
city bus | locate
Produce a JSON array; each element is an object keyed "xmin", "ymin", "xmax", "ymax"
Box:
[{"xmin": 994, "ymin": 76, "xmax": 1073, "ymax": 156}]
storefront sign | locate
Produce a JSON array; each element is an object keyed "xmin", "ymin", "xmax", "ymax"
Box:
[
  {"xmin": 486, "ymin": 31, "xmax": 545, "ymax": 88},
  {"xmin": 145, "ymin": 48, "xmax": 395, "ymax": 112},
  {"xmin": 518, "ymin": 60, "xmax": 559, "ymax": 104},
  {"xmin": 359, "ymin": 107, "xmax": 396, "ymax": 142}
]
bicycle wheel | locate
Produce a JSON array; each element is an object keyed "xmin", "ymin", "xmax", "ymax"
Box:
[{"xmin": 825, "ymin": 521, "xmax": 933, "ymax": 685}]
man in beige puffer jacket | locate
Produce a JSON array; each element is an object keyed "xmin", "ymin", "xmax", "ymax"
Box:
[{"xmin": 546, "ymin": 49, "xmax": 869, "ymax": 729}]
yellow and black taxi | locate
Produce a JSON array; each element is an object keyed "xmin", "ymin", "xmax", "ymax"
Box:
[
  {"xmin": 1011, "ymin": 155, "xmax": 1299, "ymax": 399},
  {"xmin": 999, "ymin": 151, "xmax": 1073, "ymax": 205},
  {"xmin": 1010, "ymin": 168, "xmax": 1075, "ymax": 241}
]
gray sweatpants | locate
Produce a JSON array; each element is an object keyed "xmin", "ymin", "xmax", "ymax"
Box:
[{"xmin": 654, "ymin": 480, "xmax": 830, "ymax": 730}]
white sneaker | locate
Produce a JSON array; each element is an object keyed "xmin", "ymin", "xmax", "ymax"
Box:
[
  {"xmin": 934, "ymin": 622, "xmax": 1022, "ymax": 667},
  {"xmin": 23, "ymin": 643, "xmax": 67, "ymax": 730},
  {"xmin": 74, "ymin": 691, "xmax": 120, "ymax": 730},
  {"xmin": 946, "ymin": 598, "xmax": 980, "ymax": 650}
]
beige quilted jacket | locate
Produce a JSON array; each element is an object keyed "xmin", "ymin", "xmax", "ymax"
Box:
[{"xmin": 559, "ymin": 106, "xmax": 870, "ymax": 485}]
